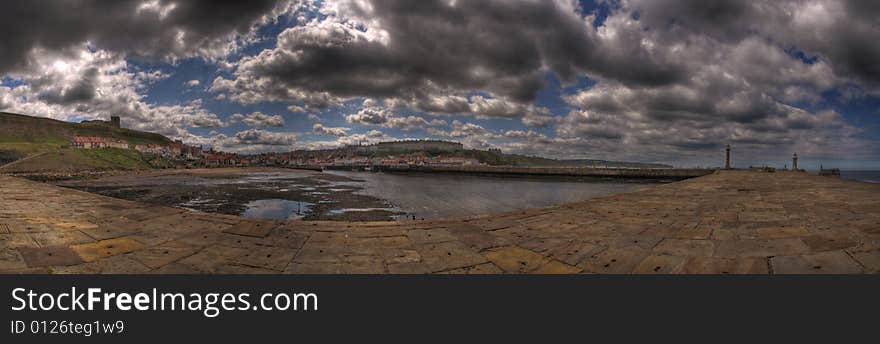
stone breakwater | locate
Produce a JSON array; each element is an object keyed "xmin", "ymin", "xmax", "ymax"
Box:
[
  {"xmin": 1, "ymin": 170, "xmax": 879, "ymax": 274},
  {"xmin": 332, "ymin": 165, "xmax": 715, "ymax": 179}
]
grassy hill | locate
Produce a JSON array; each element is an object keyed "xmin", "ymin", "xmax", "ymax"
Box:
[
  {"xmin": 0, "ymin": 112, "xmax": 171, "ymax": 172},
  {"xmin": 0, "ymin": 112, "xmax": 169, "ymax": 146}
]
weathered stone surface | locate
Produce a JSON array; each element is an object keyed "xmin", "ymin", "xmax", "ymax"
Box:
[
  {"xmin": 386, "ymin": 262, "xmax": 433, "ymax": 274},
  {"xmin": 285, "ymin": 262, "xmax": 342, "ymax": 274},
  {"xmin": 129, "ymin": 241, "xmax": 201, "ymax": 269},
  {"xmin": 0, "ymin": 233, "xmax": 38, "ymax": 249},
  {"xmin": 714, "ymin": 238, "xmax": 809, "ymax": 258},
  {"xmin": 484, "ymin": 246, "xmax": 548, "ymax": 273},
  {"xmin": 18, "ymin": 246, "xmax": 83, "ymax": 267},
  {"xmin": 481, "ymin": 246, "xmax": 577, "ymax": 273},
  {"xmin": 80, "ymin": 223, "xmax": 142, "ymax": 241},
  {"xmin": 30, "ymin": 231, "xmax": 95, "ymax": 247},
  {"xmin": 294, "ymin": 245, "xmax": 345, "ymax": 264},
  {"xmin": 175, "ymin": 245, "xmax": 248, "ymax": 273},
  {"xmin": 578, "ymin": 247, "xmax": 649, "ymax": 274},
  {"xmin": 633, "ymin": 255, "xmax": 686, "ymax": 274},
  {"xmin": 231, "ymin": 246, "xmax": 297, "ymax": 271},
  {"xmin": 0, "ymin": 248, "xmax": 28, "ymax": 272},
  {"xmin": 653, "ymin": 239, "xmax": 714, "ymax": 257},
  {"xmin": 339, "ymin": 255, "xmax": 386, "ymax": 274},
  {"xmin": 532, "ymin": 260, "xmax": 582, "ymax": 274},
  {"xmin": 678, "ymin": 257, "xmax": 768, "ymax": 274},
  {"xmin": 54, "ymin": 255, "xmax": 150, "ymax": 274},
  {"xmin": 850, "ymin": 250, "xmax": 880, "ymax": 273},
  {"xmin": 406, "ymin": 228, "xmax": 457, "ymax": 245},
  {"xmin": 770, "ymin": 251, "xmax": 863, "ymax": 274},
  {"xmin": 2, "ymin": 169, "xmax": 880, "ymax": 274},
  {"xmin": 447, "ymin": 223, "xmax": 508, "ymax": 250},
  {"xmin": 71, "ymin": 238, "xmax": 145, "ymax": 262},
  {"xmin": 800, "ymin": 234, "xmax": 858, "ymax": 252},
  {"xmin": 262, "ymin": 227, "xmax": 309, "ymax": 249},
  {"xmin": 151, "ymin": 262, "xmax": 202, "ymax": 274},
  {"xmin": 223, "ymin": 221, "xmax": 278, "ymax": 238},
  {"xmin": 414, "ymin": 241, "xmax": 488, "ymax": 272},
  {"xmin": 749, "ymin": 226, "xmax": 810, "ymax": 239},
  {"xmin": 519, "ymin": 237, "xmax": 572, "ymax": 254},
  {"xmin": 439, "ymin": 263, "xmax": 504, "ymax": 274},
  {"xmin": 548, "ymin": 241, "xmax": 603, "ymax": 266}
]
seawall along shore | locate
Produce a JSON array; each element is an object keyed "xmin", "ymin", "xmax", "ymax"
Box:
[
  {"xmin": 1, "ymin": 170, "xmax": 878, "ymax": 274},
  {"xmin": 325, "ymin": 165, "xmax": 715, "ymax": 179}
]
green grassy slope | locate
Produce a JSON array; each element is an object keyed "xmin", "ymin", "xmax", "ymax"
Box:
[
  {"xmin": 1, "ymin": 149, "xmax": 152, "ymax": 172},
  {"xmin": 0, "ymin": 112, "xmax": 170, "ymax": 146},
  {"xmin": 0, "ymin": 112, "xmax": 170, "ymax": 172}
]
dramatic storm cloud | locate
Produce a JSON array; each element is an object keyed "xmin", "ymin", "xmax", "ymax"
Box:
[
  {"xmin": 0, "ymin": 0, "xmax": 290, "ymax": 72},
  {"xmin": 1, "ymin": 0, "xmax": 879, "ymax": 167}
]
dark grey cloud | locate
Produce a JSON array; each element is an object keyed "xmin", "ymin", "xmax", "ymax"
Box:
[
  {"xmin": 230, "ymin": 129, "xmax": 298, "ymax": 145},
  {"xmin": 219, "ymin": 0, "xmax": 584, "ymax": 105},
  {"xmin": 37, "ymin": 67, "xmax": 99, "ymax": 105},
  {"xmin": 0, "ymin": 0, "xmax": 286, "ymax": 73},
  {"xmin": 216, "ymin": 0, "xmax": 876, "ymax": 117},
  {"xmin": 627, "ymin": 0, "xmax": 880, "ymax": 91},
  {"xmin": 216, "ymin": 0, "xmax": 690, "ymax": 111}
]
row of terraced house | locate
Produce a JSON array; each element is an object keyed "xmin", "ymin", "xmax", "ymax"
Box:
[
  {"xmin": 134, "ymin": 140, "xmax": 203, "ymax": 160},
  {"xmin": 70, "ymin": 136, "xmax": 130, "ymax": 149},
  {"xmin": 71, "ymin": 136, "xmax": 203, "ymax": 161}
]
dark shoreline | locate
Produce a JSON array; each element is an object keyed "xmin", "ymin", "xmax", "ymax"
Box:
[{"xmin": 53, "ymin": 168, "xmax": 403, "ymax": 222}]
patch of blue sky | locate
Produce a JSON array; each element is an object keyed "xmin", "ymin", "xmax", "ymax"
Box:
[
  {"xmin": 1, "ymin": 77, "xmax": 25, "ymax": 89},
  {"xmin": 579, "ymin": 0, "xmax": 614, "ymax": 27}
]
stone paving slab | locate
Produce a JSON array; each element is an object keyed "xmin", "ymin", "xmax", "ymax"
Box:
[
  {"xmin": 71, "ymin": 238, "xmax": 145, "ymax": 262},
  {"xmin": 2, "ymin": 170, "xmax": 880, "ymax": 274},
  {"xmin": 129, "ymin": 240, "xmax": 201, "ymax": 269},
  {"xmin": 849, "ymin": 250, "xmax": 880, "ymax": 273},
  {"xmin": 678, "ymin": 257, "xmax": 768, "ymax": 274},
  {"xmin": 770, "ymin": 251, "xmax": 864, "ymax": 274},
  {"xmin": 223, "ymin": 221, "xmax": 277, "ymax": 238},
  {"xmin": 19, "ymin": 246, "xmax": 83, "ymax": 267},
  {"xmin": 633, "ymin": 255, "xmax": 687, "ymax": 274},
  {"xmin": 578, "ymin": 246, "xmax": 650, "ymax": 274}
]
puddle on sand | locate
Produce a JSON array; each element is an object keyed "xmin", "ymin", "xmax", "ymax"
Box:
[{"xmin": 241, "ymin": 199, "xmax": 313, "ymax": 221}]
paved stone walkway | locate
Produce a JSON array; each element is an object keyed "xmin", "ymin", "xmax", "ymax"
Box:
[{"xmin": 1, "ymin": 170, "xmax": 879, "ymax": 273}]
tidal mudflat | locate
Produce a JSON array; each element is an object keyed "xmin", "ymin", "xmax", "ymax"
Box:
[
  {"xmin": 55, "ymin": 168, "xmax": 399, "ymax": 221},
  {"xmin": 53, "ymin": 167, "xmax": 657, "ymax": 222}
]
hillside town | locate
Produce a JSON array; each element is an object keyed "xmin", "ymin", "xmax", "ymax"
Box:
[{"xmin": 69, "ymin": 135, "xmax": 483, "ymax": 169}]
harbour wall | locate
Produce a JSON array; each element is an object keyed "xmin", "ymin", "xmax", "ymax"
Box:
[{"xmin": 325, "ymin": 165, "xmax": 715, "ymax": 179}]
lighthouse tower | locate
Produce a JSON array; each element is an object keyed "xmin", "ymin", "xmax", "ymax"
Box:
[{"xmin": 724, "ymin": 144, "xmax": 731, "ymax": 169}]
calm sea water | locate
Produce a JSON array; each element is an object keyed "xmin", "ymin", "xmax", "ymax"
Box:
[
  {"xmin": 324, "ymin": 171, "xmax": 657, "ymax": 219},
  {"xmin": 838, "ymin": 170, "xmax": 880, "ymax": 183}
]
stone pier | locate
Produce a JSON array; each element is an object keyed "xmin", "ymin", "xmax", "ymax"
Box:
[{"xmin": 1, "ymin": 170, "xmax": 879, "ymax": 274}]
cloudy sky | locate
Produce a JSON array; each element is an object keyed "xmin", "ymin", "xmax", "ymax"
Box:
[{"xmin": 1, "ymin": 0, "xmax": 879, "ymax": 168}]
